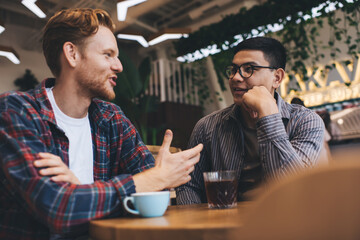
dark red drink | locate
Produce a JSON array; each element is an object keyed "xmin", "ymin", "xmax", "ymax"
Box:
[{"xmin": 204, "ymin": 179, "xmax": 238, "ymax": 209}]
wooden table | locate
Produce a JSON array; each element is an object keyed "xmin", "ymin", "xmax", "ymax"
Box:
[{"xmin": 90, "ymin": 203, "xmax": 250, "ymax": 240}]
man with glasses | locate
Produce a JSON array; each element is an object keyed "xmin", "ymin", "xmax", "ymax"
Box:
[{"xmin": 176, "ymin": 37, "xmax": 324, "ymax": 204}]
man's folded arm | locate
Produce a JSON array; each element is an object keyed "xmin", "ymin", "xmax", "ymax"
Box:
[{"xmin": 0, "ymin": 109, "xmax": 137, "ymax": 234}]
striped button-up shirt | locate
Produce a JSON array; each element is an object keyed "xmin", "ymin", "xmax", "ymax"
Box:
[
  {"xmin": 0, "ymin": 78, "xmax": 154, "ymax": 239},
  {"xmin": 176, "ymin": 93, "xmax": 324, "ymax": 205}
]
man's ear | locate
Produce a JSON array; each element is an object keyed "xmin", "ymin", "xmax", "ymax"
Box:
[
  {"xmin": 62, "ymin": 42, "xmax": 80, "ymax": 68},
  {"xmin": 272, "ymin": 68, "xmax": 285, "ymax": 89}
]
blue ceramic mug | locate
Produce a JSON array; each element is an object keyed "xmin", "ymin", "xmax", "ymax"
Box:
[{"xmin": 123, "ymin": 191, "xmax": 170, "ymax": 217}]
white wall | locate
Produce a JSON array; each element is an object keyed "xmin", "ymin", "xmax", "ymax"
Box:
[{"xmin": 0, "ymin": 25, "xmax": 53, "ymax": 93}]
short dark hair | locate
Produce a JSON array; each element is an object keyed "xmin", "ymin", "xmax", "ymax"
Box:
[
  {"xmin": 43, "ymin": 8, "xmax": 115, "ymax": 77},
  {"xmin": 291, "ymin": 97, "xmax": 304, "ymax": 106},
  {"xmin": 233, "ymin": 37, "xmax": 286, "ymax": 70}
]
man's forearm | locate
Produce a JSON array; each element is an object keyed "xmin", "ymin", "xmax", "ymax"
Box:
[{"xmin": 133, "ymin": 167, "xmax": 166, "ymax": 192}]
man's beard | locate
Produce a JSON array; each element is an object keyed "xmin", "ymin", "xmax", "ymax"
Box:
[{"xmin": 78, "ymin": 75, "xmax": 115, "ymax": 100}]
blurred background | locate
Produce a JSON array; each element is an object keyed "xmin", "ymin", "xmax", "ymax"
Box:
[{"xmin": 0, "ymin": 0, "xmax": 359, "ymax": 155}]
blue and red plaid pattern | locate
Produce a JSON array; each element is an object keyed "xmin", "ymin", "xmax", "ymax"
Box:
[{"xmin": 0, "ymin": 78, "xmax": 155, "ymax": 239}]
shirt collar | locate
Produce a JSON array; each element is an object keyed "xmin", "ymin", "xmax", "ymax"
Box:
[
  {"xmin": 34, "ymin": 78, "xmax": 56, "ymax": 125},
  {"xmin": 275, "ymin": 91, "xmax": 291, "ymax": 121},
  {"xmin": 88, "ymin": 100, "xmax": 115, "ymax": 131}
]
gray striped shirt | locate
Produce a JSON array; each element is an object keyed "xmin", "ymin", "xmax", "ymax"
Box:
[{"xmin": 176, "ymin": 93, "xmax": 324, "ymax": 205}]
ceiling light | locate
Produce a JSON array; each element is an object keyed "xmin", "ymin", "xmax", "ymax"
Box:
[
  {"xmin": 148, "ymin": 33, "xmax": 189, "ymax": 46},
  {"xmin": 117, "ymin": 34, "xmax": 149, "ymax": 47},
  {"xmin": 0, "ymin": 46, "xmax": 20, "ymax": 64},
  {"xmin": 117, "ymin": 0, "xmax": 147, "ymax": 21},
  {"xmin": 21, "ymin": 0, "xmax": 46, "ymax": 18},
  {"xmin": 117, "ymin": 29, "xmax": 191, "ymax": 48}
]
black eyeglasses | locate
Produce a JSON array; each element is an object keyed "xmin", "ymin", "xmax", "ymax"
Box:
[{"xmin": 225, "ymin": 63, "xmax": 277, "ymax": 79}]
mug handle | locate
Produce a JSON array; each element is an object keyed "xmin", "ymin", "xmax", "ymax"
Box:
[{"xmin": 123, "ymin": 196, "xmax": 140, "ymax": 215}]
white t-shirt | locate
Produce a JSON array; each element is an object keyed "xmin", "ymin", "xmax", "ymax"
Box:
[{"xmin": 46, "ymin": 88, "xmax": 94, "ymax": 184}]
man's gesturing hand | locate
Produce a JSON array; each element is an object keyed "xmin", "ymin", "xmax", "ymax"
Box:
[
  {"xmin": 34, "ymin": 152, "xmax": 81, "ymax": 184},
  {"xmin": 155, "ymin": 130, "xmax": 203, "ymax": 188},
  {"xmin": 133, "ymin": 129, "xmax": 203, "ymax": 192}
]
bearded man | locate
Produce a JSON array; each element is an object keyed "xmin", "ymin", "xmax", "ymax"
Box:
[{"xmin": 0, "ymin": 8, "xmax": 202, "ymax": 239}]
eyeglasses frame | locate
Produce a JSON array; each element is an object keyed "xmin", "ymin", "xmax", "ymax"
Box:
[{"xmin": 226, "ymin": 63, "xmax": 278, "ymax": 79}]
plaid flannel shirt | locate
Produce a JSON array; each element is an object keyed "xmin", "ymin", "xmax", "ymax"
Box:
[{"xmin": 0, "ymin": 78, "xmax": 154, "ymax": 239}]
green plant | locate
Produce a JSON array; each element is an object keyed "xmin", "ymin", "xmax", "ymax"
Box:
[
  {"xmin": 113, "ymin": 48, "xmax": 160, "ymax": 145},
  {"xmin": 211, "ymin": 49, "xmax": 234, "ymax": 91},
  {"xmin": 175, "ymin": 0, "xmax": 360, "ymax": 94},
  {"xmin": 14, "ymin": 69, "xmax": 39, "ymax": 91},
  {"xmin": 174, "ymin": 0, "xmax": 338, "ymax": 56},
  {"xmin": 189, "ymin": 59, "xmax": 213, "ymax": 106}
]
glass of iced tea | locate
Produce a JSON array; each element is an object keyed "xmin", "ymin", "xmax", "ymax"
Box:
[{"xmin": 203, "ymin": 170, "xmax": 238, "ymax": 209}]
